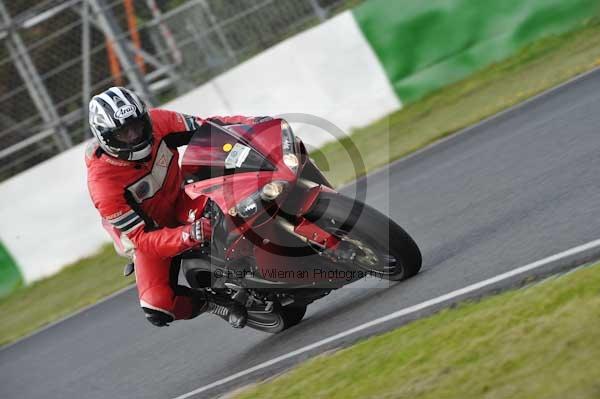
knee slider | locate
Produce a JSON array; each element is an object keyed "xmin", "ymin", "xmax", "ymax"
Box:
[{"xmin": 143, "ymin": 307, "xmax": 174, "ymax": 327}]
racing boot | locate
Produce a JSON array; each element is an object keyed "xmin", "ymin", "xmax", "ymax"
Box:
[
  {"xmin": 205, "ymin": 300, "xmax": 248, "ymax": 329},
  {"xmin": 191, "ymin": 291, "xmax": 247, "ymax": 328}
]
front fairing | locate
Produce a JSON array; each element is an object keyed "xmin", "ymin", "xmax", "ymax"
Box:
[
  {"xmin": 182, "ymin": 120, "xmax": 300, "ymax": 215},
  {"xmin": 182, "ymin": 120, "xmax": 343, "ymax": 274}
]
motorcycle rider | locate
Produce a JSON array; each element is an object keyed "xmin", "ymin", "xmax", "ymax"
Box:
[{"xmin": 86, "ymin": 86, "xmax": 262, "ymax": 328}]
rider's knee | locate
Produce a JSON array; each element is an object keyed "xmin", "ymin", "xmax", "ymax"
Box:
[{"xmin": 142, "ymin": 307, "xmax": 174, "ymax": 327}]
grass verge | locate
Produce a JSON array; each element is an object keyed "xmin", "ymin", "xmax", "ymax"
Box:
[
  {"xmin": 234, "ymin": 263, "xmax": 600, "ymax": 399},
  {"xmin": 2, "ymin": 17, "xmax": 600, "ymax": 347}
]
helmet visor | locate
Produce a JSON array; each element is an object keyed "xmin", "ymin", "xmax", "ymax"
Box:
[{"xmin": 113, "ymin": 119, "xmax": 147, "ymax": 146}]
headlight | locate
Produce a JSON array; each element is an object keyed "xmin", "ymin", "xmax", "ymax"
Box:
[
  {"xmin": 281, "ymin": 120, "xmax": 298, "ymax": 173},
  {"xmin": 261, "ymin": 181, "xmax": 286, "ymax": 201},
  {"xmin": 283, "ymin": 153, "xmax": 299, "ymax": 171},
  {"xmin": 229, "ymin": 181, "xmax": 288, "ymax": 219},
  {"xmin": 281, "ymin": 120, "xmax": 295, "ymax": 154}
]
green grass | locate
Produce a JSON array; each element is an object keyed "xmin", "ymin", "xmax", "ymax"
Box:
[
  {"xmin": 2, "ymin": 17, "xmax": 600, "ymax": 347},
  {"xmin": 234, "ymin": 263, "xmax": 600, "ymax": 399}
]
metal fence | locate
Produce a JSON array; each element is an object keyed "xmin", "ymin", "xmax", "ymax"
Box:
[{"xmin": 0, "ymin": 0, "xmax": 361, "ymax": 181}]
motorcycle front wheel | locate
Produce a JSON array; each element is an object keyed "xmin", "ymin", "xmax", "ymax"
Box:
[{"xmin": 304, "ymin": 192, "xmax": 422, "ymax": 281}]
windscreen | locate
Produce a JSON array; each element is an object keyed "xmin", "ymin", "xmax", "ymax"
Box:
[{"xmin": 182, "ymin": 123, "xmax": 274, "ymax": 182}]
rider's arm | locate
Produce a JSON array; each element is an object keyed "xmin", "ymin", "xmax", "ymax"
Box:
[{"xmin": 91, "ymin": 188, "xmax": 199, "ymax": 258}]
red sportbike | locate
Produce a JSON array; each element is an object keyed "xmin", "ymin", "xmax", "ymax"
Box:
[{"xmin": 177, "ymin": 118, "xmax": 422, "ymax": 333}]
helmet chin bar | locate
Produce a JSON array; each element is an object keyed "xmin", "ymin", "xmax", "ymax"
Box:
[
  {"xmin": 126, "ymin": 143, "xmax": 152, "ymax": 161},
  {"xmin": 106, "ymin": 140, "xmax": 152, "ymax": 161}
]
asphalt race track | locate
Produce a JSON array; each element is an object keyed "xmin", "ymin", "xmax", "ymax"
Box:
[{"xmin": 2, "ymin": 69, "xmax": 600, "ymax": 399}]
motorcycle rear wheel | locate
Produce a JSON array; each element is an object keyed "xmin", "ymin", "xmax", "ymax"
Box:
[{"xmin": 246, "ymin": 304, "xmax": 307, "ymax": 333}]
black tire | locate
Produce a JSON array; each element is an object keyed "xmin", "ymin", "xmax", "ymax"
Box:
[
  {"xmin": 305, "ymin": 192, "xmax": 421, "ymax": 281},
  {"xmin": 246, "ymin": 304, "xmax": 307, "ymax": 334},
  {"xmin": 281, "ymin": 304, "xmax": 307, "ymax": 326}
]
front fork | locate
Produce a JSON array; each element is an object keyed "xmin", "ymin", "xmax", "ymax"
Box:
[
  {"xmin": 290, "ymin": 183, "xmax": 340, "ymax": 251},
  {"xmin": 295, "ymin": 217, "xmax": 340, "ymax": 249}
]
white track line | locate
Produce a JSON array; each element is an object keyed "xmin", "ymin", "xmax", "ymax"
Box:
[{"xmin": 172, "ymin": 238, "xmax": 600, "ymax": 399}]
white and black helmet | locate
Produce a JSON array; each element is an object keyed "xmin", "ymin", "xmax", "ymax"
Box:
[{"xmin": 89, "ymin": 86, "xmax": 153, "ymax": 161}]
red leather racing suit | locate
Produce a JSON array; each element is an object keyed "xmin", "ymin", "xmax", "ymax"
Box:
[{"xmin": 86, "ymin": 108, "xmax": 254, "ymax": 320}]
